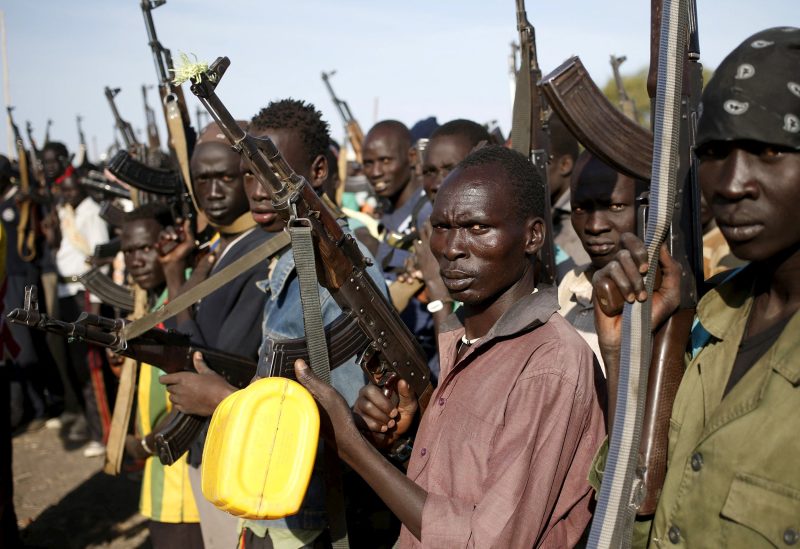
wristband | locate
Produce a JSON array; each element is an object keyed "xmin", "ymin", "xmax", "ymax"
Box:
[{"xmin": 426, "ymin": 299, "xmax": 451, "ymax": 313}]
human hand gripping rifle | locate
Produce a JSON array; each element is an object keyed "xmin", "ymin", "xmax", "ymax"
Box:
[
  {"xmin": 321, "ymin": 70, "xmax": 364, "ymax": 166},
  {"xmin": 510, "ymin": 0, "xmax": 556, "ymax": 285},
  {"xmin": 188, "ymin": 57, "xmax": 434, "ymax": 411},
  {"xmin": 542, "ymin": 0, "xmax": 703, "ymax": 543}
]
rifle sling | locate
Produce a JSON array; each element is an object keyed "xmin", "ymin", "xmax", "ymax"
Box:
[
  {"xmin": 289, "ymin": 221, "xmax": 349, "ymax": 548},
  {"xmin": 587, "ymin": 0, "xmax": 688, "ymax": 546},
  {"xmin": 122, "ymin": 230, "xmax": 291, "ymax": 342}
]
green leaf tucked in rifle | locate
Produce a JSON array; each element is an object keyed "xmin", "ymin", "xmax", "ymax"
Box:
[{"xmin": 171, "ymin": 52, "xmax": 215, "ymax": 85}]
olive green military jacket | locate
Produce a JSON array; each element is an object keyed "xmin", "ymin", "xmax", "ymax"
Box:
[{"xmin": 650, "ymin": 267, "xmax": 800, "ymax": 548}]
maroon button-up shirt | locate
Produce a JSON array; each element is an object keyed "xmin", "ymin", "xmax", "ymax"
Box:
[{"xmin": 398, "ymin": 287, "xmax": 606, "ymax": 548}]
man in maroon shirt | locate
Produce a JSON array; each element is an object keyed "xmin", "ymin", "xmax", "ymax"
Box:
[{"xmin": 294, "ymin": 145, "xmax": 606, "ymax": 547}]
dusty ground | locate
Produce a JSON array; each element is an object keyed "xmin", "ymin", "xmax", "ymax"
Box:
[{"xmin": 12, "ymin": 425, "xmax": 150, "ymax": 549}]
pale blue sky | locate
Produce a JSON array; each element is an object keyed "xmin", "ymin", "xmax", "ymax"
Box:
[{"xmin": 1, "ymin": 0, "xmax": 796, "ymax": 159}]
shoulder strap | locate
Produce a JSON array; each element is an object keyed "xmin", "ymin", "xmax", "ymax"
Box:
[{"xmin": 288, "ymin": 220, "xmax": 349, "ymax": 549}]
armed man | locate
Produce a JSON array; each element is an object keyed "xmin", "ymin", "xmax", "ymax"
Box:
[
  {"xmin": 363, "ymin": 120, "xmax": 438, "ymax": 377},
  {"xmin": 558, "ymin": 151, "xmax": 647, "ymax": 372},
  {"xmin": 294, "ymin": 145, "xmax": 606, "ymax": 547},
  {"xmin": 591, "ymin": 27, "xmax": 800, "ymax": 547},
  {"xmin": 116, "ymin": 203, "xmax": 203, "ymax": 549},
  {"xmin": 548, "ymin": 114, "xmax": 589, "ymax": 279},
  {"xmin": 158, "ymin": 121, "xmax": 268, "ymax": 549}
]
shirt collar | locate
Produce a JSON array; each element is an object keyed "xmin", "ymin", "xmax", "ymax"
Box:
[
  {"xmin": 441, "ymin": 284, "xmax": 560, "ymax": 343},
  {"xmin": 697, "ymin": 265, "xmax": 800, "ymax": 384}
]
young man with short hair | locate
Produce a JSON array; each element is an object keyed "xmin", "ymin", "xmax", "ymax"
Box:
[
  {"xmin": 592, "ymin": 27, "xmax": 800, "ymax": 547},
  {"xmin": 296, "ymin": 145, "xmax": 606, "ymax": 548}
]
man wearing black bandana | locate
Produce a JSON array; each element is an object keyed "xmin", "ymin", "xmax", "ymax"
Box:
[{"xmin": 592, "ymin": 27, "xmax": 800, "ymax": 547}]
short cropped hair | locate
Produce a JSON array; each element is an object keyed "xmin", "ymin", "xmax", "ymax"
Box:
[
  {"xmin": 250, "ymin": 99, "xmax": 331, "ymax": 168},
  {"xmin": 42, "ymin": 141, "xmax": 69, "ymax": 160},
  {"xmin": 124, "ymin": 202, "xmax": 175, "ymax": 229},
  {"xmin": 457, "ymin": 145, "xmax": 545, "ymax": 221},
  {"xmin": 430, "ymin": 119, "xmax": 491, "ymax": 148}
]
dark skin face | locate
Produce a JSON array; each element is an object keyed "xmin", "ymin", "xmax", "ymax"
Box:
[
  {"xmin": 191, "ymin": 143, "xmax": 250, "ymax": 227},
  {"xmin": 243, "ymin": 128, "xmax": 328, "ymax": 233},
  {"xmin": 429, "ymin": 165, "xmax": 543, "ymax": 338},
  {"xmin": 570, "ymin": 162, "xmax": 638, "ymax": 270},
  {"xmin": 121, "ymin": 219, "xmax": 166, "ymax": 291},
  {"xmin": 362, "ymin": 127, "xmax": 414, "ymax": 207},
  {"xmin": 421, "ymin": 134, "xmax": 473, "ymax": 203},
  {"xmin": 42, "ymin": 149, "xmax": 67, "ymax": 182},
  {"xmin": 60, "ymin": 175, "xmax": 86, "ymax": 209},
  {"xmin": 696, "ymin": 140, "xmax": 800, "ymax": 263}
]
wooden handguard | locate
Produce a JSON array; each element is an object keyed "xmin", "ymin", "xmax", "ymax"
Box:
[
  {"xmin": 638, "ymin": 308, "xmax": 693, "ymax": 514},
  {"xmin": 540, "ymin": 56, "xmax": 654, "ymax": 182}
]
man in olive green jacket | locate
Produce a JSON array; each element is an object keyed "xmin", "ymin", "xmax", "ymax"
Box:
[{"xmin": 592, "ymin": 27, "xmax": 800, "ymax": 547}]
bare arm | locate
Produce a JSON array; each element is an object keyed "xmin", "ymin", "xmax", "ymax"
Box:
[
  {"xmin": 592, "ymin": 234, "xmax": 682, "ymax": 433},
  {"xmin": 294, "ymin": 360, "xmax": 427, "ymax": 540}
]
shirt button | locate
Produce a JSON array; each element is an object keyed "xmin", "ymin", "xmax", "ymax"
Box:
[
  {"xmin": 420, "ymin": 448, "xmax": 427, "ymax": 457},
  {"xmin": 785, "ymin": 528, "xmax": 799, "ymax": 545},
  {"xmin": 668, "ymin": 525, "xmax": 681, "ymax": 544},
  {"xmin": 690, "ymin": 452, "xmax": 703, "ymax": 471},
  {"xmin": 438, "ymin": 397, "xmax": 445, "ymax": 406}
]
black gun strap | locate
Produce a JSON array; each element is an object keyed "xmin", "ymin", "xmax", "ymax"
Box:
[{"xmin": 289, "ymin": 222, "xmax": 349, "ymax": 549}]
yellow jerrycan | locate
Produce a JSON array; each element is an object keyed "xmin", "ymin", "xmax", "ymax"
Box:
[{"xmin": 201, "ymin": 377, "xmax": 319, "ymax": 519}]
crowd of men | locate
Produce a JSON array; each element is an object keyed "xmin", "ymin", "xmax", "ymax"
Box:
[{"xmin": 1, "ymin": 22, "xmax": 798, "ymax": 549}]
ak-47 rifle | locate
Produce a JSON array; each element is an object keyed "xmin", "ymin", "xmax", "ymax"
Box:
[
  {"xmin": 142, "ymin": 84, "xmax": 162, "ymax": 153},
  {"xmin": 104, "ymin": 87, "xmax": 141, "ymax": 155},
  {"xmin": 75, "ymin": 115, "xmax": 90, "ymax": 168},
  {"xmin": 189, "ymin": 57, "xmax": 434, "ymax": 411},
  {"xmin": 7, "ymin": 108, "xmax": 39, "ymax": 262},
  {"xmin": 140, "ymin": 0, "xmax": 196, "ymax": 197},
  {"xmin": 321, "ymin": 70, "xmax": 364, "ymax": 165},
  {"xmin": 609, "ymin": 55, "xmax": 640, "ymax": 123},
  {"xmin": 510, "ymin": 0, "xmax": 557, "ymax": 285}
]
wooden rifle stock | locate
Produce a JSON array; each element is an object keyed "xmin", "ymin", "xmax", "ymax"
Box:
[
  {"xmin": 321, "ymin": 70, "xmax": 364, "ymax": 165},
  {"xmin": 7, "ymin": 107, "xmax": 39, "ymax": 262},
  {"xmin": 548, "ymin": 0, "xmax": 702, "ymax": 518}
]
